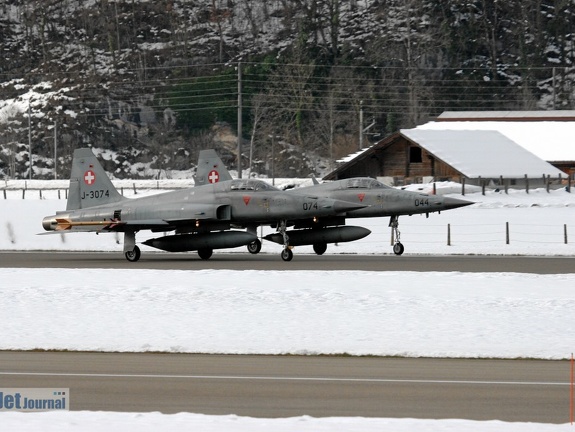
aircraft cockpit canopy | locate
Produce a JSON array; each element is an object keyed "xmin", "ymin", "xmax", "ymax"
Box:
[
  {"xmin": 345, "ymin": 178, "xmax": 390, "ymax": 189},
  {"xmin": 230, "ymin": 179, "xmax": 280, "ymax": 192}
]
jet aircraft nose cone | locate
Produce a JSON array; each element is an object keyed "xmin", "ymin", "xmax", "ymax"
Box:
[{"xmin": 439, "ymin": 196, "xmax": 474, "ymax": 210}]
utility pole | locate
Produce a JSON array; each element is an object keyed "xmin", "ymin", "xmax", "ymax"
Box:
[
  {"xmin": 237, "ymin": 62, "xmax": 243, "ymax": 178},
  {"xmin": 271, "ymin": 134, "xmax": 275, "ymax": 186},
  {"xmin": 53, "ymin": 120, "xmax": 57, "ymax": 180},
  {"xmin": 359, "ymin": 100, "xmax": 363, "ymax": 150},
  {"xmin": 28, "ymin": 103, "xmax": 32, "ymax": 180}
]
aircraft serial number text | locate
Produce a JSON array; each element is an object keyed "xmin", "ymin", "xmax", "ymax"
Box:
[
  {"xmin": 302, "ymin": 202, "xmax": 319, "ymax": 210},
  {"xmin": 414, "ymin": 199, "xmax": 430, "ymax": 206},
  {"xmin": 82, "ymin": 190, "xmax": 110, "ymax": 199}
]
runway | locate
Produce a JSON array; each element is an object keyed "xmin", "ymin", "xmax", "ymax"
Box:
[
  {"xmin": 0, "ymin": 352, "xmax": 569, "ymax": 423},
  {"xmin": 1, "ymin": 251, "xmax": 574, "ymax": 273}
]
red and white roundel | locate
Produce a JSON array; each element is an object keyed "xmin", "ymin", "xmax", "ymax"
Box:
[
  {"xmin": 84, "ymin": 170, "xmax": 96, "ymax": 185},
  {"xmin": 208, "ymin": 170, "xmax": 220, "ymax": 183}
]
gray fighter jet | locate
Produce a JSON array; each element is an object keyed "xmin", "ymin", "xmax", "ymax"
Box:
[
  {"xmin": 287, "ymin": 177, "xmax": 473, "ymax": 255},
  {"xmin": 196, "ymin": 150, "xmax": 473, "ymax": 256},
  {"xmin": 41, "ymin": 148, "xmax": 367, "ymax": 261}
]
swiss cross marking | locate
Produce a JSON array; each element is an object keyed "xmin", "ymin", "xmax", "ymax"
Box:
[
  {"xmin": 358, "ymin": 193, "xmax": 365, "ymax": 202},
  {"xmin": 208, "ymin": 170, "xmax": 219, "ymax": 183},
  {"xmin": 84, "ymin": 170, "xmax": 96, "ymax": 186},
  {"xmin": 243, "ymin": 196, "xmax": 251, "ymax": 205}
]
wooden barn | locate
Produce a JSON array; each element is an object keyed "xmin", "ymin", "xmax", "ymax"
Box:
[{"xmin": 323, "ymin": 129, "xmax": 566, "ymax": 187}]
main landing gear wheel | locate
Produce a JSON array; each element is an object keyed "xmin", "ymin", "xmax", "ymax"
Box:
[
  {"xmin": 389, "ymin": 215, "xmax": 404, "ymax": 256},
  {"xmin": 281, "ymin": 248, "xmax": 293, "ymax": 262},
  {"xmin": 198, "ymin": 248, "xmax": 213, "ymax": 260},
  {"xmin": 247, "ymin": 239, "xmax": 262, "ymax": 254},
  {"xmin": 393, "ymin": 242, "xmax": 405, "ymax": 256},
  {"xmin": 125, "ymin": 245, "xmax": 141, "ymax": 262},
  {"xmin": 313, "ymin": 242, "xmax": 327, "ymax": 255},
  {"xmin": 277, "ymin": 220, "xmax": 293, "ymax": 262}
]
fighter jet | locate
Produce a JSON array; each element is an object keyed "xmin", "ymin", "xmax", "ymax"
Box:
[
  {"xmin": 288, "ymin": 177, "xmax": 473, "ymax": 255},
  {"xmin": 196, "ymin": 150, "xmax": 473, "ymax": 256},
  {"xmin": 41, "ymin": 148, "xmax": 366, "ymax": 261}
]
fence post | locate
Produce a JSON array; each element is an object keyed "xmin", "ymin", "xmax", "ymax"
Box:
[
  {"xmin": 447, "ymin": 223, "xmax": 451, "ymax": 246},
  {"xmin": 506, "ymin": 222, "xmax": 510, "ymax": 245},
  {"xmin": 433, "ymin": 182, "xmax": 436, "ymax": 195},
  {"xmin": 133, "ymin": 183, "xmax": 137, "ymax": 195},
  {"xmin": 58, "ymin": 189, "xmax": 61, "ymax": 200},
  {"xmin": 545, "ymin": 174, "xmax": 550, "ymax": 193},
  {"xmin": 22, "ymin": 189, "xmax": 25, "ymax": 199},
  {"xmin": 504, "ymin": 178, "xmax": 508, "ymax": 194},
  {"xmin": 461, "ymin": 177, "xmax": 466, "ymax": 196},
  {"xmin": 525, "ymin": 175, "xmax": 529, "ymax": 194},
  {"xmin": 3, "ymin": 190, "xmax": 6, "ymax": 199},
  {"xmin": 565, "ymin": 224, "xmax": 568, "ymax": 245},
  {"xmin": 39, "ymin": 189, "xmax": 42, "ymax": 199}
]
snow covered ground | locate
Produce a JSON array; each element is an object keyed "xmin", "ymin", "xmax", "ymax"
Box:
[
  {"xmin": 1, "ymin": 411, "xmax": 572, "ymax": 432},
  {"xmin": 1, "ymin": 182, "xmax": 574, "ymax": 430},
  {"xmin": 1, "ymin": 267, "xmax": 574, "ymax": 358}
]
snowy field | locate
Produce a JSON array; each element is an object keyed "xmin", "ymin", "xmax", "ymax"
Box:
[
  {"xmin": 1, "ymin": 183, "xmax": 574, "ymax": 431},
  {"xmin": 2, "ymin": 411, "xmax": 573, "ymax": 432}
]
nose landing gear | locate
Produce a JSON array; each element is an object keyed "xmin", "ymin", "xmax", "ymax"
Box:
[{"xmin": 389, "ymin": 216, "xmax": 404, "ymax": 256}]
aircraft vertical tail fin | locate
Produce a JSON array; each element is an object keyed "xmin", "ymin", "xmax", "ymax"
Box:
[
  {"xmin": 195, "ymin": 149, "xmax": 233, "ymax": 186},
  {"xmin": 66, "ymin": 148, "xmax": 126, "ymax": 210}
]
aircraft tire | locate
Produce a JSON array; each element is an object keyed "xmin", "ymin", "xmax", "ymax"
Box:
[
  {"xmin": 198, "ymin": 248, "xmax": 213, "ymax": 260},
  {"xmin": 313, "ymin": 242, "xmax": 327, "ymax": 255},
  {"xmin": 125, "ymin": 245, "xmax": 141, "ymax": 262},
  {"xmin": 393, "ymin": 242, "xmax": 405, "ymax": 256},
  {"xmin": 247, "ymin": 239, "xmax": 262, "ymax": 254},
  {"xmin": 281, "ymin": 248, "xmax": 293, "ymax": 262}
]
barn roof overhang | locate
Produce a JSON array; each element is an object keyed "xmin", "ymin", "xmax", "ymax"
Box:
[{"xmin": 323, "ymin": 132, "xmax": 404, "ymax": 180}]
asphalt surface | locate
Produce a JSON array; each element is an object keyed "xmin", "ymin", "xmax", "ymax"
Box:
[
  {"xmin": 0, "ymin": 352, "xmax": 570, "ymax": 423},
  {"xmin": 1, "ymin": 251, "xmax": 574, "ymax": 273}
]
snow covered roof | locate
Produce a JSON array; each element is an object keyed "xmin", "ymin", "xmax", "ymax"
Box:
[
  {"xmin": 336, "ymin": 146, "xmax": 372, "ymax": 164},
  {"xmin": 437, "ymin": 110, "xmax": 575, "ymax": 121},
  {"xmin": 401, "ymin": 129, "xmax": 565, "ymax": 178},
  {"xmin": 418, "ymin": 120, "xmax": 575, "ymax": 161}
]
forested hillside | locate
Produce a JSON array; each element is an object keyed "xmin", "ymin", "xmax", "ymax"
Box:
[{"xmin": 1, "ymin": 0, "xmax": 574, "ymax": 179}]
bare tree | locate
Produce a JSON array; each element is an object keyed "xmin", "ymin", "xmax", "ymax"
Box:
[{"xmin": 247, "ymin": 93, "xmax": 269, "ymax": 177}]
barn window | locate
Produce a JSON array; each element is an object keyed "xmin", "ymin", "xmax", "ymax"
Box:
[{"xmin": 409, "ymin": 146, "xmax": 422, "ymax": 163}]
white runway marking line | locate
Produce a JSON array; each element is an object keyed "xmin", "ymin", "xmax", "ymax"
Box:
[{"xmin": 0, "ymin": 371, "xmax": 569, "ymax": 386}]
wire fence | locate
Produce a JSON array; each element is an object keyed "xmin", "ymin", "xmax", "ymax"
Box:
[{"xmin": 357, "ymin": 220, "xmax": 575, "ymax": 247}]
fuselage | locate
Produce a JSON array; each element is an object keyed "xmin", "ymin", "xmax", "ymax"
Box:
[
  {"xmin": 43, "ymin": 179, "xmax": 364, "ymax": 233},
  {"xmin": 295, "ymin": 178, "xmax": 472, "ymax": 218}
]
